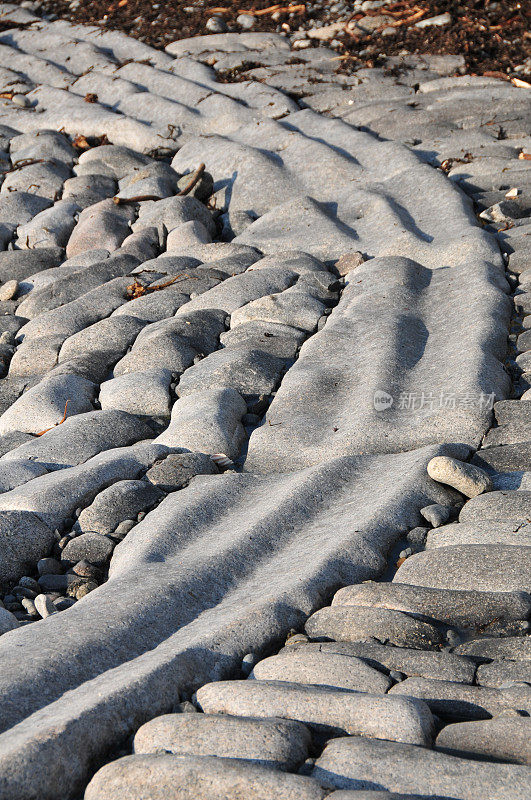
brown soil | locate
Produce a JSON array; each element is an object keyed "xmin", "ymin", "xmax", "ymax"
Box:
[{"xmin": 10, "ymin": 1, "xmax": 531, "ymax": 76}]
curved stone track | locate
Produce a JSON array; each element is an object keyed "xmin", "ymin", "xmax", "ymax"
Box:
[{"xmin": 0, "ymin": 4, "xmax": 528, "ymax": 798}]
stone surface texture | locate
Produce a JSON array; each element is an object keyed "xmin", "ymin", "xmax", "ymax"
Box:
[{"xmin": 0, "ymin": 5, "xmax": 527, "ymax": 800}]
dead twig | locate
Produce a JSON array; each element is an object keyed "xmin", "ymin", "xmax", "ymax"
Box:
[
  {"xmin": 126, "ymin": 273, "xmax": 197, "ymax": 300},
  {"xmin": 35, "ymin": 400, "xmax": 69, "ymax": 436},
  {"xmin": 177, "ymin": 162, "xmax": 205, "ymax": 196},
  {"xmin": 387, "ymin": 8, "xmax": 426, "ymax": 27},
  {"xmin": 239, "ymin": 4, "xmax": 305, "ymax": 16},
  {"xmin": 113, "ymin": 194, "xmax": 162, "ymax": 204},
  {"xmin": 7, "ymin": 158, "xmax": 48, "ymax": 172}
]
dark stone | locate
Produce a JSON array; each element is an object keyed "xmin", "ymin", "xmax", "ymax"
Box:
[
  {"xmin": 144, "ymin": 452, "xmax": 218, "ymax": 492},
  {"xmin": 472, "ymin": 442, "xmax": 531, "ymax": 473}
]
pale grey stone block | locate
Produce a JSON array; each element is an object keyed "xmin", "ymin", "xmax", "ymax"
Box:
[
  {"xmin": 100, "ymin": 370, "xmax": 172, "ymax": 419},
  {"xmin": 389, "ymin": 676, "xmax": 531, "ymax": 721},
  {"xmin": 331, "ymin": 581, "xmax": 531, "ymax": 629},
  {"xmin": 279, "ymin": 640, "xmax": 476, "ymax": 684},
  {"xmin": 312, "ymin": 735, "xmax": 530, "ymax": 798},
  {"xmin": 393, "ymin": 545, "xmax": 531, "ymax": 593},
  {"xmin": 250, "ymin": 649, "xmax": 392, "ymax": 693},
  {"xmin": 133, "ymin": 713, "xmax": 311, "ymax": 770},
  {"xmin": 305, "ymin": 605, "xmax": 443, "ymax": 650},
  {"xmin": 436, "ymin": 716, "xmax": 531, "ymax": 765},
  {"xmin": 75, "ymin": 480, "xmax": 162, "ymax": 536},
  {"xmin": 427, "ymin": 456, "xmax": 492, "ymax": 497},
  {"xmin": 156, "ymin": 388, "xmax": 246, "ymax": 459},
  {"xmin": 0, "ymin": 373, "xmax": 95, "ymax": 435},
  {"xmin": 196, "ymin": 679, "xmax": 434, "ymax": 745},
  {"xmin": 85, "ymin": 754, "xmax": 326, "ymax": 800}
]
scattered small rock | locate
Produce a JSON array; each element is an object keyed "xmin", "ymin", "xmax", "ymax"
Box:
[
  {"xmin": 427, "ymin": 456, "xmax": 492, "ymax": 498},
  {"xmin": 236, "ymin": 13, "xmax": 255, "ymax": 30},
  {"xmin": 61, "ymin": 532, "xmax": 115, "ymax": 565},
  {"xmin": 11, "ymin": 94, "xmax": 31, "ymax": 108},
  {"xmin": 406, "ymin": 527, "xmax": 428, "ymax": 548},
  {"xmin": 0, "ymin": 280, "xmax": 18, "ymax": 301},
  {"xmin": 18, "ymin": 576, "xmax": 40, "ymax": 593},
  {"xmin": 34, "ymin": 593, "xmax": 58, "ymax": 619},
  {"xmin": 72, "ymin": 580, "xmax": 98, "ymax": 600},
  {"xmin": 307, "ymin": 22, "xmax": 345, "ymax": 41},
  {"xmin": 285, "ymin": 632, "xmax": 309, "ymax": 646},
  {"xmin": 205, "ymin": 15, "xmax": 227, "ymax": 33},
  {"xmin": 54, "ymin": 596, "xmax": 76, "ymax": 611},
  {"xmin": 241, "ymin": 653, "xmax": 257, "ymax": 676},
  {"xmin": 415, "ymin": 12, "xmax": 452, "ymax": 28},
  {"xmin": 37, "ymin": 557, "xmax": 63, "ymax": 576},
  {"xmin": 71, "ymin": 559, "xmax": 100, "ymax": 579},
  {"xmin": 13, "ymin": 585, "xmax": 37, "ymax": 600},
  {"xmin": 21, "ymin": 597, "xmax": 38, "ymax": 616},
  {"xmin": 176, "ymin": 170, "xmax": 213, "ymax": 201},
  {"xmin": 420, "ymin": 503, "xmax": 451, "ymax": 528},
  {"xmin": 335, "ymin": 251, "xmax": 364, "ymax": 276},
  {"xmin": 113, "ymin": 519, "xmax": 136, "ymax": 539},
  {"xmin": 292, "ymin": 39, "xmax": 312, "ymax": 50},
  {"xmin": 389, "ymin": 670, "xmax": 405, "ymax": 682}
]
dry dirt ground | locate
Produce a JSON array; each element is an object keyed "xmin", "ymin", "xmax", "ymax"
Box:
[{"xmin": 12, "ymin": 0, "xmax": 531, "ymax": 77}]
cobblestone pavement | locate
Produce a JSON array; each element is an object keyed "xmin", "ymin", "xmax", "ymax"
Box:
[{"xmin": 0, "ymin": 3, "xmax": 529, "ymax": 799}]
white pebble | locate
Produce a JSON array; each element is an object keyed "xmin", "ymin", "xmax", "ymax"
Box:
[
  {"xmin": 11, "ymin": 94, "xmax": 31, "ymax": 108},
  {"xmin": 237, "ymin": 13, "xmax": 255, "ymax": 30},
  {"xmin": 0, "ymin": 280, "xmax": 18, "ymax": 301},
  {"xmin": 427, "ymin": 456, "xmax": 492, "ymax": 498},
  {"xmin": 34, "ymin": 594, "xmax": 58, "ymax": 619}
]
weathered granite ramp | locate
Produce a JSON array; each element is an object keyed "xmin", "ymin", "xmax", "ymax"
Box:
[
  {"xmin": 245, "ymin": 255, "xmax": 510, "ymax": 470},
  {"xmin": 0, "ymin": 445, "xmax": 463, "ymax": 798},
  {"xmin": 0, "ymin": 4, "xmax": 528, "ymax": 798}
]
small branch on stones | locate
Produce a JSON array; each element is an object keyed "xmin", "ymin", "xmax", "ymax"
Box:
[
  {"xmin": 35, "ymin": 400, "xmax": 69, "ymax": 437},
  {"xmin": 177, "ymin": 163, "xmax": 206, "ymax": 196},
  {"xmin": 113, "ymin": 194, "xmax": 163, "ymax": 205},
  {"xmin": 126, "ymin": 274, "xmax": 197, "ymax": 300}
]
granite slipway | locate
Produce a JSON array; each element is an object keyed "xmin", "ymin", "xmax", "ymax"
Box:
[{"xmin": 0, "ymin": 3, "xmax": 528, "ymax": 797}]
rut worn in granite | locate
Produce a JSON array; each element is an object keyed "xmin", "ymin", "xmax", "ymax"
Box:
[
  {"xmin": 0, "ymin": 5, "xmax": 527, "ymax": 799},
  {"xmin": 0, "ymin": 445, "xmax": 462, "ymax": 797},
  {"xmin": 245, "ymin": 257, "xmax": 509, "ymax": 469}
]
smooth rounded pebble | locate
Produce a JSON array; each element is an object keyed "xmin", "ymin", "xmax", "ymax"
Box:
[
  {"xmin": 280, "ymin": 640, "xmax": 476, "ymax": 684},
  {"xmin": 427, "ymin": 456, "xmax": 492, "ymax": 498},
  {"xmin": 0, "ymin": 280, "xmax": 18, "ymax": 301},
  {"xmin": 84, "ymin": 753, "xmax": 326, "ymax": 800},
  {"xmin": 0, "ymin": 607, "xmax": 19, "ymax": 635},
  {"xmin": 389, "ymin": 677, "xmax": 531, "ymax": 721},
  {"xmin": 312, "ymin": 735, "xmax": 530, "ymax": 799},
  {"xmin": 305, "ymin": 605, "xmax": 443, "ymax": 650},
  {"xmin": 250, "ymin": 649, "xmax": 392, "ymax": 693},
  {"xmin": 393, "ymin": 545, "xmax": 531, "ymax": 593},
  {"xmin": 11, "ymin": 94, "xmax": 31, "ymax": 108},
  {"xmin": 196, "ymin": 680, "xmax": 434, "ymax": 746},
  {"xmin": 331, "ymin": 581, "xmax": 531, "ymax": 629},
  {"xmin": 34, "ymin": 594, "xmax": 57, "ymax": 619},
  {"xmin": 133, "ymin": 713, "xmax": 311, "ymax": 770},
  {"xmin": 436, "ymin": 715, "xmax": 531, "ymax": 765}
]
